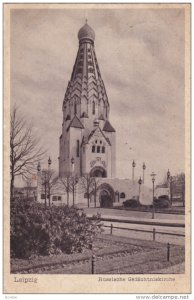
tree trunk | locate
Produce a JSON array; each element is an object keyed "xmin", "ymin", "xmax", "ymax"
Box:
[
  {"xmin": 10, "ymin": 174, "xmax": 14, "ymax": 201},
  {"xmin": 87, "ymin": 193, "xmax": 90, "ymax": 208},
  {"xmin": 94, "ymin": 184, "xmax": 97, "ymax": 208},
  {"xmin": 44, "ymin": 183, "xmax": 47, "ymax": 209},
  {"xmin": 67, "ymin": 190, "xmax": 69, "ymax": 207}
]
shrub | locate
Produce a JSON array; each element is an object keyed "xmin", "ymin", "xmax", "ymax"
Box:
[
  {"xmin": 10, "ymin": 200, "xmax": 102, "ymax": 259},
  {"xmin": 154, "ymin": 197, "xmax": 171, "ymax": 209},
  {"xmin": 123, "ymin": 199, "xmax": 139, "ymax": 208}
]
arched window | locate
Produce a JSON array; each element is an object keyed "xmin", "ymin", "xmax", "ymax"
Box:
[
  {"xmin": 120, "ymin": 192, "xmax": 125, "ymax": 199},
  {"xmin": 102, "ymin": 146, "xmax": 105, "ymax": 153},
  {"xmin": 74, "ymin": 103, "xmax": 77, "ymax": 115},
  {"xmin": 92, "ymin": 101, "xmax": 95, "ymax": 115},
  {"xmin": 92, "ymin": 145, "xmax": 95, "ymax": 153},
  {"xmin": 97, "ymin": 146, "xmax": 100, "ymax": 153}
]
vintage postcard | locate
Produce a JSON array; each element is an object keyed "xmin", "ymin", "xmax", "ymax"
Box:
[{"xmin": 3, "ymin": 3, "xmax": 191, "ymax": 294}]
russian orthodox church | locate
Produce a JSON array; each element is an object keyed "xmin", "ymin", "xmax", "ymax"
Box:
[
  {"xmin": 58, "ymin": 21, "xmax": 116, "ymax": 179},
  {"xmin": 37, "ymin": 22, "xmax": 152, "ymax": 207}
]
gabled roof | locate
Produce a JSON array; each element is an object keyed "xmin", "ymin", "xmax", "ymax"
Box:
[
  {"xmin": 66, "ymin": 115, "xmax": 84, "ymax": 132},
  {"xmin": 99, "ymin": 113, "xmax": 105, "ymax": 121},
  {"xmin": 103, "ymin": 120, "xmax": 116, "ymax": 132},
  {"xmin": 87, "ymin": 126, "xmax": 111, "ymax": 146}
]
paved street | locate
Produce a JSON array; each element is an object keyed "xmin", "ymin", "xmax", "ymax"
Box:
[
  {"xmin": 84, "ymin": 207, "xmax": 185, "ymax": 221},
  {"xmin": 102, "ymin": 221, "xmax": 185, "ymax": 245},
  {"xmin": 84, "ymin": 208, "xmax": 185, "ymax": 246}
]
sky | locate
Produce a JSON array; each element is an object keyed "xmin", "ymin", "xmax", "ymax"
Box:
[{"xmin": 10, "ymin": 6, "xmax": 185, "ymax": 187}]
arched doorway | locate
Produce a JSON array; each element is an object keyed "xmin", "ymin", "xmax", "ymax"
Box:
[
  {"xmin": 90, "ymin": 166, "xmax": 107, "ymax": 178},
  {"xmin": 98, "ymin": 183, "xmax": 115, "ymax": 208}
]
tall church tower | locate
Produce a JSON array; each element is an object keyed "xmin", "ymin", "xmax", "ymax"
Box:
[{"xmin": 59, "ymin": 22, "xmax": 116, "ymax": 178}]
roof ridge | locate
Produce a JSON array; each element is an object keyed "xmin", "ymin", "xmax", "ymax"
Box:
[{"xmin": 66, "ymin": 115, "xmax": 84, "ymax": 132}]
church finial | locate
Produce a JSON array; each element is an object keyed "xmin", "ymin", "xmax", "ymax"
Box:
[{"xmin": 84, "ymin": 10, "xmax": 88, "ymax": 24}]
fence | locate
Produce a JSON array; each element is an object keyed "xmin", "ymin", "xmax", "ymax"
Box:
[{"xmin": 102, "ymin": 223, "xmax": 185, "ymax": 241}]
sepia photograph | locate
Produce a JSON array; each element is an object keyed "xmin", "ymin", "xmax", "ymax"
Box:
[{"xmin": 3, "ymin": 2, "xmax": 191, "ymax": 294}]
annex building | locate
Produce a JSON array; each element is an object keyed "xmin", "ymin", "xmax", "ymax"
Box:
[{"xmin": 37, "ymin": 22, "xmax": 152, "ymax": 207}]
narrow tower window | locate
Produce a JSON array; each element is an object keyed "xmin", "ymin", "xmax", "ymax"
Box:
[
  {"xmin": 92, "ymin": 145, "xmax": 95, "ymax": 153},
  {"xmin": 76, "ymin": 140, "xmax": 80, "ymax": 157},
  {"xmin": 106, "ymin": 106, "xmax": 108, "ymax": 118},
  {"xmin": 74, "ymin": 103, "xmax": 77, "ymax": 115},
  {"xmin": 97, "ymin": 146, "xmax": 100, "ymax": 153},
  {"xmin": 92, "ymin": 101, "xmax": 95, "ymax": 115}
]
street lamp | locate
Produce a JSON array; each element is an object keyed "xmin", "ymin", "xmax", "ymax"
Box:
[
  {"xmin": 167, "ymin": 169, "xmax": 170, "ymax": 181},
  {"xmin": 48, "ymin": 156, "xmax": 52, "ymax": 166},
  {"xmin": 138, "ymin": 177, "xmax": 142, "ymax": 202},
  {"xmin": 71, "ymin": 157, "xmax": 76, "ymax": 206},
  {"xmin": 37, "ymin": 161, "xmax": 47, "ymax": 208},
  {"xmin": 142, "ymin": 162, "xmax": 146, "ymax": 184},
  {"xmin": 37, "ymin": 162, "xmax": 41, "ymax": 172},
  {"xmin": 47, "ymin": 157, "xmax": 52, "ymax": 206},
  {"xmin": 72, "ymin": 175, "xmax": 78, "ymax": 207},
  {"xmin": 150, "ymin": 172, "xmax": 156, "ymax": 219},
  {"xmin": 167, "ymin": 169, "xmax": 173, "ymax": 205},
  {"xmin": 132, "ymin": 160, "xmax": 136, "ymax": 184},
  {"xmin": 71, "ymin": 157, "xmax": 75, "ymax": 173}
]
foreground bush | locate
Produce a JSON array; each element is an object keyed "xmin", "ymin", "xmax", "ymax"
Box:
[
  {"xmin": 123, "ymin": 199, "xmax": 139, "ymax": 208},
  {"xmin": 10, "ymin": 200, "xmax": 102, "ymax": 259},
  {"xmin": 154, "ymin": 197, "xmax": 171, "ymax": 209}
]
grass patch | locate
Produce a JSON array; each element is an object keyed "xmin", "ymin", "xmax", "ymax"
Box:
[{"xmin": 11, "ymin": 234, "xmax": 184, "ymax": 274}]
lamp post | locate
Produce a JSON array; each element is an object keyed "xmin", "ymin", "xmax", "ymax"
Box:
[
  {"xmin": 71, "ymin": 157, "xmax": 76, "ymax": 206},
  {"xmin": 71, "ymin": 157, "xmax": 75, "ymax": 173},
  {"xmin": 94, "ymin": 178, "xmax": 97, "ymax": 208},
  {"xmin": 48, "ymin": 157, "xmax": 52, "ymax": 206},
  {"xmin": 132, "ymin": 160, "xmax": 136, "ymax": 184},
  {"xmin": 167, "ymin": 169, "xmax": 173, "ymax": 205},
  {"xmin": 138, "ymin": 177, "xmax": 142, "ymax": 202},
  {"xmin": 72, "ymin": 176, "xmax": 78, "ymax": 207},
  {"xmin": 142, "ymin": 162, "xmax": 146, "ymax": 184},
  {"xmin": 37, "ymin": 162, "xmax": 41, "ymax": 172},
  {"xmin": 37, "ymin": 161, "xmax": 47, "ymax": 209},
  {"xmin": 150, "ymin": 172, "xmax": 156, "ymax": 219}
]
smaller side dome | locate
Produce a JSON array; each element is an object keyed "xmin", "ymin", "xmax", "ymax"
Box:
[{"xmin": 78, "ymin": 23, "xmax": 95, "ymax": 42}]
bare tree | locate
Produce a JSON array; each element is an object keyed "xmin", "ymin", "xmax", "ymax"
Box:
[
  {"xmin": 59, "ymin": 174, "xmax": 78, "ymax": 207},
  {"xmin": 10, "ymin": 105, "xmax": 46, "ymax": 200},
  {"xmin": 59, "ymin": 176, "xmax": 71, "ymax": 206},
  {"xmin": 80, "ymin": 174, "xmax": 101, "ymax": 208},
  {"xmin": 40, "ymin": 169, "xmax": 58, "ymax": 208},
  {"xmin": 92, "ymin": 177, "xmax": 101, "ymax": 208}
]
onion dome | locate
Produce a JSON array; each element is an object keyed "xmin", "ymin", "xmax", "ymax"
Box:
[{"xmin": 78, "ymin": 23, "xmax": 95, "ymax": 42}]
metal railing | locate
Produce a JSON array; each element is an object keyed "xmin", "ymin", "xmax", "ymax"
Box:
[{"xmin": 102, "ymin": 224, "xmax": 185, "ymax": 241}]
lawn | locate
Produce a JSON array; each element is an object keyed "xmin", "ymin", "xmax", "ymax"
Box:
[{"xmin": 11, "ymin": 234, "xmax": 184, "ymax": 274}]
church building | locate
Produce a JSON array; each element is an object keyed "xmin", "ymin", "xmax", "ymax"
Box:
[
  {"xmin": 58, "ymin": 22, "xmax": 116, "ymax": 179},
  {"xmin": 37, "ymin": 22, "xmax": 152, "ymax": 207}
]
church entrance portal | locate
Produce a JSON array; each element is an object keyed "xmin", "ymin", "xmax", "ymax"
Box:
[
  {"xmin": 98, "ymin": 183, "xmax": 115, "ymax": 208},
  {"xmin": 90, "ymin": 166, "xmax": 107, "ymax": 178}
]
